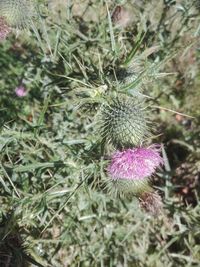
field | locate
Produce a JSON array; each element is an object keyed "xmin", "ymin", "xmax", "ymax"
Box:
[{"xmin": 0, "ymin": 0, "xmax": 200, "ymax": 266}]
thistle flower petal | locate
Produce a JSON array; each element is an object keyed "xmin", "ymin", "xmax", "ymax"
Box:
[
  {"xmin": 106, "ymin": 146, "xmax": 163, "ymax": 196},
  {"xmin": 108, "ymin": 146, "xmax": 163, "ymax": 180}
]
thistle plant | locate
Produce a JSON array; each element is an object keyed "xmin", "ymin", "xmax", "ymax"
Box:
[
  {"xmin": 100, "ymin": 96, "xmax": 150, "ymax": 149},
  {"xmin": 0, "ymin": 0, "xmax": 35, "ymax": 29},
  {"xmin": 98, "ymin": 66, "xmax": 164, "ymax": 207},
  {"xmin": 106, "ymin": 146, "xmax": 163, "ymax": 197}
]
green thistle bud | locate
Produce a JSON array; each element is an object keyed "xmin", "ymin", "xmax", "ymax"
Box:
[
  {"xmin": 105, "ymin": 177, "xmax": 152, "ymax": 197},
  {"xmin": 0, "ymin": 0, "xmax": 36, "ymax": 29},
  {"xmin": 100, "ymin": 96, "xmax": 150, "ymax": 148}
]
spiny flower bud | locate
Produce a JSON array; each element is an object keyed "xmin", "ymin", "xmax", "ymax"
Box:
[
  {"xmin": 0, "ymin": 0, "xmax": 35, "ymax": 29},
  {"xmin": 100, "ymin": 96, "xmax": 150, "ymax": 148},
  {"xmin": 0, "ymin": 16, "xmax": 11, "ymax": 40},
  {"xmin": 106, "ymin": 146, "xmax": 163, "ymax": 196}
]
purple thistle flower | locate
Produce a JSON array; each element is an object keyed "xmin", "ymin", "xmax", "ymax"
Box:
[
  {"xmin": 15, "ymin": 85, "xmax": 27, "ymax": 97},
  {"xmin": 106, "ymin": 145, "xmax": 163, "ymax": 196},
  {"xmin": 108, "ymin": 145, "xmax": 163, "ymax": 181},
  {"xmin": 0, "ymin": 17, "xmax": 11, "ymax": 41}
]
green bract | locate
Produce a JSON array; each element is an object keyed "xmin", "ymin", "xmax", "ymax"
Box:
[
  {"xmin": 100, "ymin": 96, "xmax": 150, "ymax": 148},
  {"xmin": 105, "ymin": 177, "xmax": 152, "ymax": 197}
]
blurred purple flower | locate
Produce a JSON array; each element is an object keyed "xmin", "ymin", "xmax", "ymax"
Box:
[
  {"xmin": 0, "ymin": 17, "xmax": 11, "ymax": 41},
  {"xmin": 15, "ymin": 85, "xmax": 27, "ymax": 97},
  {"xmin": 108, "ymin": 145, "xmax": 163, "ymax": 181}
]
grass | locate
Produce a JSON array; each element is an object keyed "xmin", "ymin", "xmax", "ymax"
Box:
[{"xmin": 0, "ymin": 0, "xmax": 200, "ymax": 266}]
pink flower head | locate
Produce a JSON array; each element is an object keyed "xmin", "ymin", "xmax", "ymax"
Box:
[
  {"xmin": 15, "ymin": 85, "xmax": 27, "ymax": 97},
  {"xmin": 108, "ymin": 145, "xmax": 163, "ymax": 181},
  {"xmin": 0, "ymin": 17, "xmax": 11, "ymax": 41}
]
